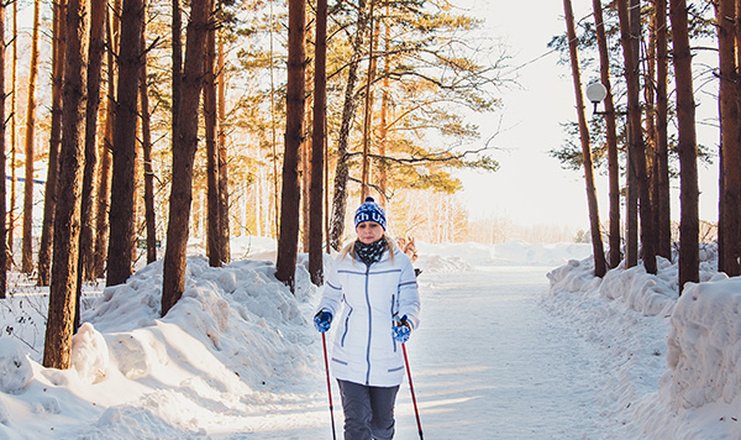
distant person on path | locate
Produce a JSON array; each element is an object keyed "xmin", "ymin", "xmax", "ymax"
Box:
[{"xmin": 314, "ymin": 196, "xmax": 421, "ymax": 440}]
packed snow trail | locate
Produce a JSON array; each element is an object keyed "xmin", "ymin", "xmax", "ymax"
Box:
[{"xmin": 219, "ymin": 266, "xmax": 625, "ymax": 439}]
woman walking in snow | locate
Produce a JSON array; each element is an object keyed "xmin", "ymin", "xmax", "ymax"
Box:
[{"xmin": 314, "ymin": 196, "xmax": 421, "ymax": 440}]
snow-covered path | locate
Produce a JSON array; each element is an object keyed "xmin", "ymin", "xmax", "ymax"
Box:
[
  {"xmin": 394, "ymin": 266, "xmax": 607, "ymax": 439},
  {"xmin": 226, "ymin": 266, "xmax": 622, "ymax": 439}
]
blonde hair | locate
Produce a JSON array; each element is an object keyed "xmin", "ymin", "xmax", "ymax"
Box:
[{"xmin": 340, "ymin": 235, "xmax": 397, "ymax": 264}]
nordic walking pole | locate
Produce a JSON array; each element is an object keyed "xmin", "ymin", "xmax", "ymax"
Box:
[
  {"xmin": 322, "ymin": 332, "xmax": 337, "ymax": 440},
  {"xmin": 402, "ymin": 343, "xmax": 424, "ymax": 439}
]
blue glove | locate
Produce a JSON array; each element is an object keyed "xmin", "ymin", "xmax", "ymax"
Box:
[
  {"xmin": 314, "ymin": 310, "xmax": 333, "ymax": 333},
  {"xmin": 392, "ymin": 315, "xmax": 411, "ymax": 343}
]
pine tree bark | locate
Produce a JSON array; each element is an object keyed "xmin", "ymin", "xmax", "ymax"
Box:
[
  {"xmin": 161, "ymin": 0, "xmax": 212, "ymax": 315},
  {"xmin": 216, "ymin": 30, "xmax": 230, "ymax": 263},
  {"xmin": 669, "ymin": 0, "xmax": 699, "ymax": 290},
  {"xmin": 592, "ymin": 0, "xmax": 621, "ymax": 268},
  {"xmin": 140, "ymin": 7, "xmax": 156, "ymax": 264},
  {"xmin": 43, "ymin": 0, "xmax": 87, "ymax": 369},
  {"xmin": 377, "ymin": 12, "xmax": 391, "ymax": 206},
  {"xmin": 106, "ymin": 0, "xmax": 144, "ymax": 286},
  {"xmin": 655, "ymin": 0, "xmax": 672, "ymax": 260},
  {"xmin": 329, "ymin": 0, "xmax": 369, "ymax": 250},
  {"xmin": 204, "ymin": 14, "xmax": 221, "ymax": 267},
  {"xmin": 172, "ymin": 0, "xmax": 183, "ymax": 140},
  {"xmin": 0, "ymin": 0, "xmax": 7, "ymax": 297},
  {"xmin": 718, "ymin": 0, "xmax": 741, "ymax": 276},
  {"xmin": 563, "ymin": 0, "xmax": 607, "ymax": 278},
  {"xmin": 275, "ymin": 0, "xmax": 306, "ymax": 291},
  {"xmin": 80, "ymin": 0, "xmax": 106, "ymax": 281},
  {"xmin": 309, "ymin": 0, "xmax": 327, "ymax": 286},
  {"xmin": 37, "ymin": 0, "xmax": 66, "ymax": 285},
  {"xmin": 618, "ymin": 0, "xmax": 656, "ymax": 274},
  {"xmin": 22, "ymin": 0, "xmax": 41, "ymax": 274}
]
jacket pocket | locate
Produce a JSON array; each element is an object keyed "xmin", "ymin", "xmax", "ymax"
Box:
[
  {"xmin": 341, "ymin": 305, "xmax": 353, "ymax": 347},
  {"xmin": 387, "ymin": 365, "xmax": 404, "ymax": 373}
]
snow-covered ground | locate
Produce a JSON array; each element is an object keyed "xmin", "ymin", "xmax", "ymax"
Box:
[{"xmin": 0, "ymin": 239, "xmax": 739, "ymax": 439}]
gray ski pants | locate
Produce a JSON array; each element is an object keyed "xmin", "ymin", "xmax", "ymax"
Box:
[{"xmin": 337, "ymin": 379, "xmax": 400, "ymax": 440}]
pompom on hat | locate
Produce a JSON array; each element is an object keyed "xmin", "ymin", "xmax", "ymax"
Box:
[{"xmin": 354, "ymin": 196, "xmax": 387, "ymax": 230}]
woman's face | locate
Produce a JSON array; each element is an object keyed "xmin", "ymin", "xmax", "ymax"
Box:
[{"xmin": 356, "ymin": 221, "xmax": 384, "ymax": 244}]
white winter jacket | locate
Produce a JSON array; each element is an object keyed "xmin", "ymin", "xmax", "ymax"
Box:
[{"xmin": 317, "ymin": 246, "xmax": 420, "ymax": 387}]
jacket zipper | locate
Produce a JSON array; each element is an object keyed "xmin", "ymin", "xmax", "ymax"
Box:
[{"xmin": 364, "ymin": 264, "xmax": 372, "ymax": 385}]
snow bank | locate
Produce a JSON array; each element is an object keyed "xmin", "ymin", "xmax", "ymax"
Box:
[
  {"xmin": 0, "ymin": 254, "xmax": 320, "ymax": 438},
  {"xmin": 547, "ymin": 246, "xmax": 741, "ymax": 439},
  {"xmin": 668, "ymin": 276, "xmax": 741, "ymax": 408}
]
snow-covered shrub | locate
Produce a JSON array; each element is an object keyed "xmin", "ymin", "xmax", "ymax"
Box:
[
  {"xmin": 0, "ymin": 338, "xmax": 33, "ymax": 394},
  {"xmin": 667, "ymin": 277, "xmax": 741, "ymax": 408}
]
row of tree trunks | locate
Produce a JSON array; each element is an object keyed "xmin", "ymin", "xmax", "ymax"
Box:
[
  {"xmin": 563, "ymin": 0, "xmax": 607, "ymax": 278},
  {"xmin": 670, "ymin": 0, "xmax": 700, "ymax": 289},
  {"xmin": 591, "ymin": 0, "xmax": 621, "ymax": 269},
  {"xmin": 309, "ymin": 0, "xmax": 328, "ymax": 286},
  {"xmin": 161, "ymin": 0, "xmax": 213, "ymax": 315},
  {"xmin": 43, "ymin": 0, "xmax": 88, "ymax": 369},
  {"xmin": 274, "ymin": 0, "xmax": 306, "ymax": 291},
  {"xmin": 328, "ymin": 0, "xmax": 370, "ymax": 250},
  {"xmin": 37, "ymin": 0, "xmax": 67, "ymax": 286}
]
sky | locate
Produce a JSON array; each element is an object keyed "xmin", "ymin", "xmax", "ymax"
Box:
[{"xmin": 455, "ymin": 0, "xmax": 720, "ymax": 229}]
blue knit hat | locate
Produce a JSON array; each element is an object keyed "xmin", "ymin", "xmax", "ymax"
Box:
[{"xmin": 354, "ymin": 196, "xmax": 387, "ymax": 230}]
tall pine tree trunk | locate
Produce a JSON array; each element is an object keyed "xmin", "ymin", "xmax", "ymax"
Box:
[
  {"xmin": 216, "ymin": 29, "xmax": 230, "ymax": 262},
  {"xmin": 655, "ymin": 0, "xmax": 672, "ymax": 259},
  {"xmin": 80, "ymin": 0, "xmax": 106, "ymax": 281},
  {"xmin": 106, "ymin": 0, "xmax": 144, "ymax": 286},
  {"xmin": 592, "ymin": 0, "xmax": 621, "ymax": 268},
  {"xmin": 205, "ymin": 13, "xmax": 221, "ymax": 267},
  {"xmin": 43, "ymin": 0, "xmax": 87, "ymax": 369},
  {"xmin": 0, "ymin": 0, "xmax": 7, "ymax": 297},
  {"xmin": 309, "ymin": 0, "xmax": 327, "ymax": 286},
  {"xmin": 161, "ymin": 0, "xmax": 212, "ymax": 315},
  {"xmin": 360, "ymin": 0, "xmax": 377, "ymax": 201},
  {"xmin": 173, "ymin": 0, "xmax": 183, "ymax": 140},
  {"xmin": 275, "ymin": 0, "xmax": 306, "ymax": 291},
  {"xmin": 7, "ymin": 0, "xmax": 18, "ymax": 268},
  {"xmin": 22, "ymin": 0, "xmax": 41, "ymax": 274},
  {"xmin": 37, "ymin": 0, "xmax": 66, "ymax": 285},
  {"xmin": 618, "ymin": 0, "xmax": 656, "ymax": 274},
  {"xmin": 718, "ymin": 0, "xmax": 741, "ymax": 275},
  {"xmin": 564, "ymin": 0, "xmax": 607, "ymax": 277},
  {"xmin": 140, "ymin": 6, "xmax": 156, "ymax": 264},
  {"xmin": 94, "ymin": 3, "xmax": 119, "ymax": 278},
  {"xmin": 670, "ymin": 0, "xmax": 699, "ymax": 290},
  {"xmin": 329, "ymin": 0, "xmax": 369, "ymax": 250}
]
